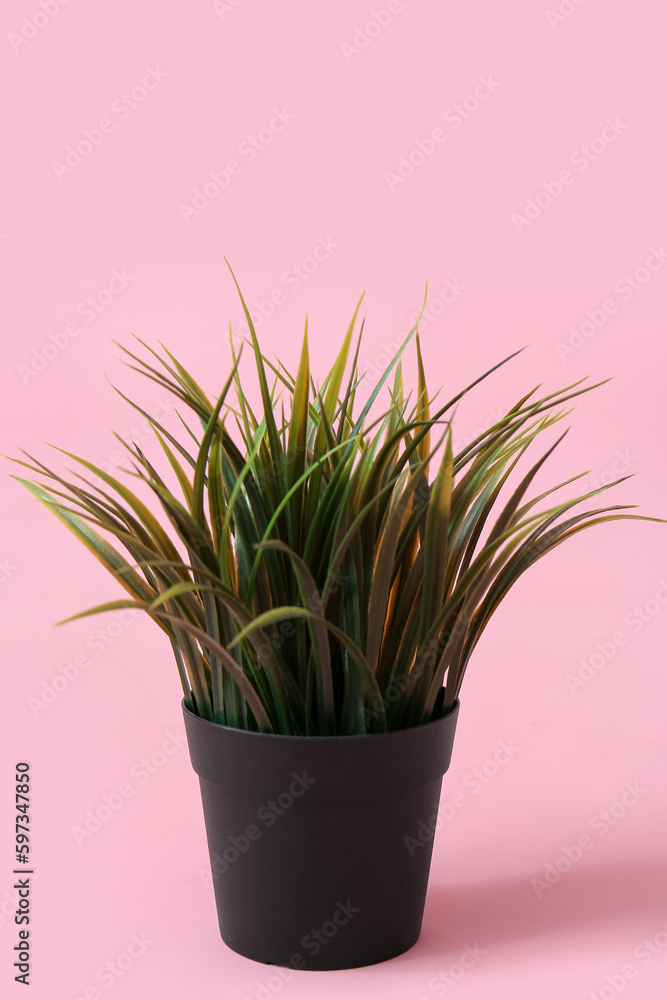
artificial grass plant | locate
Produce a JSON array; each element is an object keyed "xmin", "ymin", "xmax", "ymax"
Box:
[{"xmin": 10, "ymin": 267, "xmax": 662, "ymax": 736}]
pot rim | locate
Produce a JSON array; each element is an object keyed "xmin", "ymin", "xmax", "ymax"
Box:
[
  {"xmin": 183, "ymin": 697, "xmax": 460, "ymax": 796},
  {"xmin": 181, "ymin": 696, "xmax": 460, "ymax": 744}
]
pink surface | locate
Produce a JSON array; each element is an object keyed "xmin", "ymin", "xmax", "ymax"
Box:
[{"xmin": 2, "ymin": 1, "xmax": 667, "ymax": 996}]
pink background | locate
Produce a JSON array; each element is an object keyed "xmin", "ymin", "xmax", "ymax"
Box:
[{"xmin": 2, "ymin": 1, "xmax": 666, "ymax": 997}]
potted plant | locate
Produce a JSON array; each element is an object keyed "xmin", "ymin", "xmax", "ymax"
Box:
[{"xmin": 9, "ymin": 266, "xmax": 663, "ymax": 970}]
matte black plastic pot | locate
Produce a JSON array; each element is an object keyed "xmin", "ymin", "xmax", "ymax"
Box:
[{"xmin": 183, "ymin": 698, "xmax": 460, "ymax": 970}]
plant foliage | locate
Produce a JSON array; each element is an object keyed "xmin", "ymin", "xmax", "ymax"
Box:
[{"xmin": 10, "ymin": 266, "xmax": 663, "ymax": 734}]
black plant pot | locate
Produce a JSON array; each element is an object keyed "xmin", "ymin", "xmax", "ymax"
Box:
[{"xmin": 183, "ymin": 698, "xmax": 460, "ymax": 970}]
